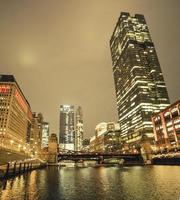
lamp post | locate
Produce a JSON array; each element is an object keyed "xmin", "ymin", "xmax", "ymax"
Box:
[{"xmin": 18, "ymin": 144, "xmax": 22, "ymax": 151}]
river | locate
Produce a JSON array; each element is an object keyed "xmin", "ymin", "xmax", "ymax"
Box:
[{"xmin": 0, "ymin": 166, "xmax": 180, "ymax": 200}]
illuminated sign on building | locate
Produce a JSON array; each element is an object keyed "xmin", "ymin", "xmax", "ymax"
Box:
[
  {"xmin": 14, "ymin": 89, "xmax": 28, "ymax": 113},
  {"xmin": 0, "ymin": 85, "xmax": 10, "ymax": 93}
]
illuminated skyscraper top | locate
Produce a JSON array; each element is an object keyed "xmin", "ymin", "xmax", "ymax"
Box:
[{"xmin": 110, "ymin": 12, "xmax": 170, "ymax": 147}]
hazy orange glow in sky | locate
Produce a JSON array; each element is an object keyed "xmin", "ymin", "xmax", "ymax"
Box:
[{"xmin": 0, "ymin": 0, "xmax": 180, "ymax": 138}]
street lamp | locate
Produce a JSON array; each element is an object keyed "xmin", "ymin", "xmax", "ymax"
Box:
[{"xmin": 10, "ymin": 140, "xmax": 14, "ymax": 145}]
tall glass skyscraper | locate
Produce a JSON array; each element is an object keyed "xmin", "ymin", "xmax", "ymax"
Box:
[
  {"xmin": 110, "ymin": 12, "xmax": 170, "ymax": 150},
  {"xmin": 75, "ymin": 106, "xmax": 83, "ymax": 151},
  {"xmin": 41, "ymin": 122, "xmax": 49, "ymax": 148},
  {"xmin": 59, "ymin": 105, "xmax": 75, "ymax": 151}
]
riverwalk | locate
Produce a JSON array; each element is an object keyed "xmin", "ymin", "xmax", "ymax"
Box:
[{"xmin": 0, "ymin": 159, "xmax": 46, "ymax": 179}]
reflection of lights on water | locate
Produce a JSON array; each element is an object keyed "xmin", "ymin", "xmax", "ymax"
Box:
[
  {"xmin": 1, "ymin": 176, "xmax": 24, "ymax": 200},
  {"xmin": 97, "ymin": 167, "xmax": 110, "ymax": 192}
]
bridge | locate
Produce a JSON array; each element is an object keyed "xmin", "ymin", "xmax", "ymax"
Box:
[{"xmin": 58, "ymin": 152, "xmax": 144, "ymax": 165}]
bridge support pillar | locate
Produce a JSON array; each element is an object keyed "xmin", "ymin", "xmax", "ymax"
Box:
[
  {"xmin": 141, "ymin": 140, "xmax": 153, "ymax": 163},
  {"xmin": 74, "ymin": 160, "xmax": 84, "ymax": 167},
  {"xmin": 97, "ymin": 156, "xmax": 104, "ymax": 164},
  {"xmin": 48, "ymin": 133, "xmax": 58, "ymax": 165},
  {"xmin": 48, "ymin": 154, "xmax": 58, "ymax": 164}
]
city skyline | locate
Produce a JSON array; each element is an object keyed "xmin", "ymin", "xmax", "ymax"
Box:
[{"xmin": 0, "ymin": 0, "xmax": 180, "ymax": 138}]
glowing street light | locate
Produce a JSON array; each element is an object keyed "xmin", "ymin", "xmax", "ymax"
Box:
[{"xmin": 10, "ymin": 140, "xmax": 14, "ymax": 145}]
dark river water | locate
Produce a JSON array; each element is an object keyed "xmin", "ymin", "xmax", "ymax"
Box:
[{"xmin": 0, "ymin": 166, "xmax": 180, "ymax": 200}]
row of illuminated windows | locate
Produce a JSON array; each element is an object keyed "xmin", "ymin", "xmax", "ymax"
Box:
[
  {"xmin": 0, "ymin": 101, "xmax": 10, "ymax": 106},
  {"xmin": 156, "ymin": 124, "xmax": 180, "ymax": 132},
  {"xmin": 155, "ymin": 112, "xmax": 179, "ymax": 124},
  {"xmin": 0, "ymin": 93, "xmax": 12, "ymax": 97},
  {"xmin": 0, "ymin": 118, "xmax": 7, "ymax": 126},
  {"xmin": 7, "ymin": 106, "xmax": 27, "ymax": 137},
  {"xmin": 166, "ymin": 119, "xmax": 180, "ymax": 127}
]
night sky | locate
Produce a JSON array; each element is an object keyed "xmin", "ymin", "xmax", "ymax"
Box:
[{"xmin": 0, "ymin": 0, "xmax": 180, "ymax": 138}]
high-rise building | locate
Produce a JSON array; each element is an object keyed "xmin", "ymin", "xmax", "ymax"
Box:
[
  {"xmin": 75, "ymin": 106, "xmax": 83, "ymax": 151},
  {"xmin": 30, "ymin": 112, "xmax": 44, "ymax": 155},
  {"xmin": 0, "ymin": 75, "xmax": 32, "ymax": 153},
  {"xmin": 59, "ymin": 105, "xmax": 75, "ymax": 151},
  {"xmin": 41, "ymin": 122, "xmax": 49, "ymax": 148},
  {"xmin": 110, "ymin": 12, "xmax": 170, "ymax": 151}
]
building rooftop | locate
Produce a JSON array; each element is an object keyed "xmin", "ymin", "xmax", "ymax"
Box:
[{"xmin": 0, "ymin": 74, "xmax": 31, "ymax": 108}]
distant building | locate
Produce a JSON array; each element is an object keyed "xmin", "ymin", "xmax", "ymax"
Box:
[
  {"xmin": 110, "ymin": 12, "xmax": 170, "ymax": 152},
  {"xmin": 0, "ymin": 75, "xmax": 32, "ymax": 153},
  {"xmin": 104, "ymin": 123, "xmax": 122, "ymax": 153},
  {"xmin": 41, "ymin": 122, "xmax": 49, "ymax": 148},
  {"xmin": 75, "ymin": 106, "xmax": 83, "ymax": 151},
  {"xmin": 59, "ymin": 105, "xmax": 75, "ymax": 151},
  {"xmin": 48, "ymin": 133, "xmax": 58, "ymax": 163},
  {"xmin": 89, "ymin": 136, "xmax": 96, "ymax": 152},
  {"xmin": 152, "ymin": 100, "xmax": 180, "ymax": 151},
  {"xmin": 48, "ymin": 133, "xmax": 58, "ymax": 153},
  {"xmin": 30, "ymin": 112, "xmax": 44, "ymax": 155},
  {"xmin": 89, "ymin": 122, "xmax": 121, "ymax": 152},
  {"xmin": 82, "ymin": 138, "xmax": 90, "ymax": 152}
]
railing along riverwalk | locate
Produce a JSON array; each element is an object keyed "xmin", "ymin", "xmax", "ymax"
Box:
[{"xmin": 0, "ymin": 159, "xmax": 46, "ymax": 179}]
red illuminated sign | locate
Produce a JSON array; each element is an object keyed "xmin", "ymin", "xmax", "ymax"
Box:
[
  {"xmin": 14, "ymin": 89, "xmax": 28, "ymax": 113},
  {"xmin": 0, "ymin": 85, "xmax": 10, "ymax": 93}
]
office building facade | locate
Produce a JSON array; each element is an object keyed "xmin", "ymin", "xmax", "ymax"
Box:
[
  {"xmin": 30, "ymin": 112, "xmax": 44, "ymax": 155},
  {"xmin": 110, "ymin": 12, "xmax": 170, "ymax": 150},
  {"xmin": 59, "ymin": 105, "xmax": 75, "ymax": 151},
  {"xmin": 0, "ymin": 75, "xmax": 32, "ymax": 153},
  {"xmin": 75, "ymin": 106, "xmax": 83, "ymax": 151},
  {"xmin": 89, "ymin": 122, "xmax": 121, "ymax": 152},
  {"xmin": 41, "ymin": 122, "xmax": 50, "ymax": 148},
  {"xmin": 152, "ymin": 100, "xmax": 180, "ymax": 151}
]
